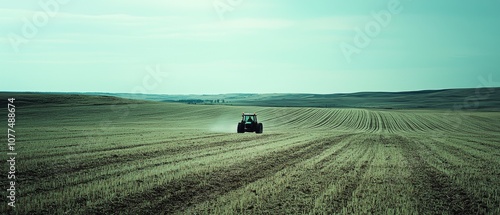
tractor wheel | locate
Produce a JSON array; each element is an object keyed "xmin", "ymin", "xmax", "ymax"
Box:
[
  {"xmin": 256, "ymin": 123, "xmax": 263, "ymax": 134},
  {"xmin": 237, "ymin": 123, "xmax": 245, "ymax": 133}
]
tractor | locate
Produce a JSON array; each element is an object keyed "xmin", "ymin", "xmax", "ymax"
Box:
[{"xmin": 237, "ymin": 112, "xmax": 263, "ymax": 134}]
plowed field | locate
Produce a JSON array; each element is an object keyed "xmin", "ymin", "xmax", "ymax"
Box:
[{"xmin": 2, "ymin": 98, "xmax": 499, "ymax": 214}]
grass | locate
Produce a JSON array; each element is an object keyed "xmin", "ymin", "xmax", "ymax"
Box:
[{"xmin": 0, "ymin": 93, "xmax": 499, "ymax": 214}]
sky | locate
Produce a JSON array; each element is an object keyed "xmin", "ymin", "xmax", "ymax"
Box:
[{"xmin": 1, "ymin": 0, "xmax": 500, "ymax": 94}]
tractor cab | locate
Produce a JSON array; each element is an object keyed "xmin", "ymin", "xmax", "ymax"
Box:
[
  {"xmin": 243, "ymin": 114, "xmax": 257, "ymax": 124},
  {"xmin": 237, "ymin": 112, "xmax": 263, "ymax": 133}
]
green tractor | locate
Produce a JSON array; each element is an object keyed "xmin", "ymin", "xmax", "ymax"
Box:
[{"xmin": 237, "ymin": 112, "xmax": 263, "ymax": 134}]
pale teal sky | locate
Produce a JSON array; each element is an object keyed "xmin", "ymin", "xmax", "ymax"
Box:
[{"xmin": 1, "ymin": 0, "xmax": 499, "ymax": 94}]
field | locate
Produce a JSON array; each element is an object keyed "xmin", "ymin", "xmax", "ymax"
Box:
[{"xmin": 1, "ymin": 94, "xmax": 500, "ymax": 214}]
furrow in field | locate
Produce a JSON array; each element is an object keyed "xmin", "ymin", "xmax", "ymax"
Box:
[
  {"xmin": 423, "ymin": 135, "xmax": 500, "ymax": 212},
  {"xmin": 86, "ymin": 134, "xmax": 352, "ymax": 215},
  {"xmin": 362, "ymin": 110, "xmax": 374, "ymax": 132},
  {"xmin": 401, "ymin": 115, "xmax": 423, "ymax": 132},
  {"xmin": 310, "ymin": 110, "xmax": 332, "ymax": 128},
  {"xmin": 345, "ymin": 109, "xmax": 359, "ymax": 130},
  {"xmin": 255, "ymin": 107, "xmax": 284, "ymax": 122},
  {"xmin": 266, "ymin": 108, "xmax": 309, "ymax": 128},
  {"xmin": 386, "ymin": 112, "xmax": 401, "ymax": 132},
  {"xmin": 311, "ymin": 109, "xmax": 342, "ymax": 129},
  {"xmin": 305, "ymin": 108, "xmax": 329, "ymax": 129},
  {"xmin": 314, "ymin": 137, "xmax": 374, "ymax": 214},
  {"xmin": 182, "ymin": 133, "xmax": 359, "ymax": 214},
  {"xmin": 434, "ymin": 136, "xmax": 500, "ymax": 166},
  {"xmin": 19, "ymin": 133, "xmax": 238, "ymax": 179},
  {"xmin": 397, "ymin": 114, "xmax": 422, "ymax": 132},
  {"xmin": 294, "ymin": 108, "xmax": 326, "ymax": 129},
  {"xmin": 427, "ymin": 114, "xmax": 454, "ymax": 131},
  {"xmin": 331, "ymin": 134, "xmax": 417, "ymax": 214},
  {"xmin": 369, "ymin": 110, "xmax": 381, "ymax": 132},
  {"xmin": 421, "ymin": 114, "xmax": 445, "ymax": 131},
  {"xmin": 407, "ymin": 115, "xmax": 428, "ymax": 132},
  {"xmin": 397, "ymin": 135, "xmax": 489, "ymax": 214},
  {"xmin": 342, "ymin": 109, "xmax": 360, "ymax": 131},
  {"xmin": 20, "ymin": 133, "xmax": 294, "ymax": 196},
  {"xmin": 451, "ymin": 134, "xmax": 500, "ymax": 151},
  {"xmin": 21, "ymin": 132, "xmax": 232, "ymax": 160},
  {"xmin": 329, "ymin": 109, "xmax": 346, "ymax": 129},
  {"xmin": 15, "ymin": 130, "xmax": 145, "ymax": 143},
  {"xmin": 332, "ymin": 109, "xmax": 354, "ymax": 130},
  {"xmin": 377, "ymin": 111, "xmax": 389, "ymax": 132},
  {"xmin": 355, "ymin": 109, "xmax": 368, "ymax": 131},
  {"xmin": 388, "ymin": 112, "xmax": 407, "ymax": 133},
  {"xmin": 23, "ymin": 133, "xmax": 306, "ymax": 215},
  {"xmin": 290, "ymin": 108, "xmax": 318, "ymax": 127}
]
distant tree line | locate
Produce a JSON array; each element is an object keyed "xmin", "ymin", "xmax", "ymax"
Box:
[
  {"xmin": 177, "ymin": 99, "xmax": 205, "ymax": 104},
  {"xmin": 176, "ymin": 99, "xmax": 228, "ymax": 105},
  {"xmin": 210, "ymin": 99, "xmax": 225, "ymax": 104}
]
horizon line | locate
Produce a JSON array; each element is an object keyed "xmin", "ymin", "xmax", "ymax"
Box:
[{"xmin": 1, "ymin": 86, "xmax": 499, "ymax": 96}]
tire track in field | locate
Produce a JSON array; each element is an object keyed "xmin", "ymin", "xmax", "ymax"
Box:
[
  {"xmin": 207, "ymin": 134, "xmax": 360, "ymax": 214},
  {"xmin": 33, "ymin": 132, "xmax": 231, "ymax": 159},
  {"xmin": 18, "ymin": 130, "xmax": 145, "ymax": 143},
  {"xmin": 396, "ymin": 135, "xmax": 488, "ymax": 214},
  {"xmin": 21, "ymin": 133, "xmax": 237, "ymax": 180},
  {"xmin": 451, "ymin": 135, "xmax": 500, "ymax": 152},
  {"xmin": 433, "ymin": 137, "xmax": 500, "ymax": 166},
  {"xmin": 428, "ymin": 136, "xmax": 500, "ymax": 212},
  {"xmin": 318, "ymin": 135, "xmax": 376, "ymax": 214},
  {"xmin": 206, "ymin": 134, "xmax": 372, "ymax": 214},
  {"xmin": 23, "ymin": 133, "xmax": 303, "ymax": 214},
  {"xmin": 21, "ymin": 133, "xmax": 291, "ymax": 196},
  {"xmin": 88, "ymin": 134, "xmax": 354, "ymax": 215},
  {"xmin": 23, "ymin": 133, "xmax": 232, "ymax": 160}
]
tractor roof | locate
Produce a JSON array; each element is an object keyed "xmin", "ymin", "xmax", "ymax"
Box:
[{"xmin": 242, "ymin": 113, "xmax": 257, "ymax": 116}]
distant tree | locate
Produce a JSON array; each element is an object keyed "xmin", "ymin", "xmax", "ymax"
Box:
[
  {"xmin": 216, "ymin": 99, "xmax": 220, "ymax": 103},
  {"xmin": 222, "ymin": 99, "xmax": 225, "ymax": 103},
  {"xmin": 178, "ymin": 99, "xmax": 204, "ymax": 104}
]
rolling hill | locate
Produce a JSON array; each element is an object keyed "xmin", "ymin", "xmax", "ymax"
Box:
[{"xmin": 84, "ymin": 87, "xmax": 500, "ymax": 109}]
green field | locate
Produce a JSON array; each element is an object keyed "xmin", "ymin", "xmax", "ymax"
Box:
[{"xmin": 1, "ymin": 93, "xmax": 500, "ymax": 214}]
